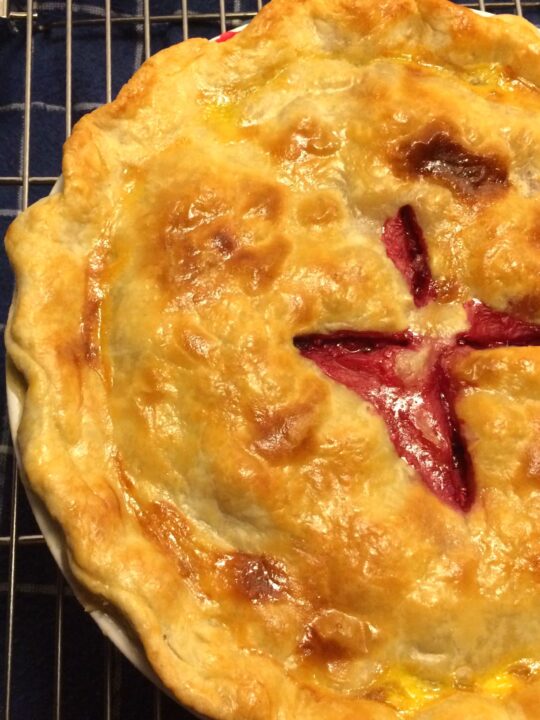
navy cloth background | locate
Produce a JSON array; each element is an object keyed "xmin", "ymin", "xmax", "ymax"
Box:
[{"xmin": 0, "ymin": 2, "xmax": 539, "ymax": 719}]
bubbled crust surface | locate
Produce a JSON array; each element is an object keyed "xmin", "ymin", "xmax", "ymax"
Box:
[{"xmin": 5, "ymin": 0, "xmax": 540, "ymax": 717}]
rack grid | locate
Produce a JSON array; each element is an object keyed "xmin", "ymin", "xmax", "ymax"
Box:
[{"xmin": 1, "ymin": 1, "xmax": 539, "ymax": 718}]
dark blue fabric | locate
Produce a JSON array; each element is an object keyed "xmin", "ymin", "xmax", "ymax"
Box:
[{"xmin": 0, "ymin": 2, "xmax": 539, "ymax": 718}]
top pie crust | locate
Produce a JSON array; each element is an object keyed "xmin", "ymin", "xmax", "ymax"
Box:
[{"xmin": 6, "ymin": 0, "xmax": 540, "ymax": 717}]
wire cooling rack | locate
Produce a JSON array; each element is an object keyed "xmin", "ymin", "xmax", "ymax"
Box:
[{"xmin": 1, "ymin": 1, "xmax": 540, "ymax": 719}]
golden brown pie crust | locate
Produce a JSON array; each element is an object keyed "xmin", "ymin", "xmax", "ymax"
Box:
[{"xmin": 6, "ymin": 0, "xmax": 540, "ymax": 717}]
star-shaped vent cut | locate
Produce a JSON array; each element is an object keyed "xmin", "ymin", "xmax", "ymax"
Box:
[{"xmin": 295, "ymin": 207, "xmax": 540, "ymax": 512}]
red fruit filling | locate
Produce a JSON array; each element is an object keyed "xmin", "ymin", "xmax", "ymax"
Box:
[
  {"xmin": 382, "ymin": 205, "xmax": 435, "ymax": 308},
  {"xmin": 458, "ymin": 299, "xmax": 540, "ymax": 348},
  {"xmin": 295, "ymin": 334, "xmax": 473, "ymax": 511},
  {"xmin": 294, "ymin": 206, "xmax": 540, "ymax": 512}
]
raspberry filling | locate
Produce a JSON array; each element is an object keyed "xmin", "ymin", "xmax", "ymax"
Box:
[
  {"xmin": 381, "ymin": 205, "xmax": 435, "ymax": 308},
  {"xmin": 295, "ymin": 334, "xmax": 473, "ymax": 511},
  {"xmin": 294, "ymin": 208, "xmax": 540, "ymax": 512},
  {"xmin": 459, "ymin": 299, "xmax": 540, "ymax": 348}
]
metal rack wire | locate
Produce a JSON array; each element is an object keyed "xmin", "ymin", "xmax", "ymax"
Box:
[{"xmin": 1, "ymin": 0, "xmax": 539, "ymax": 718}]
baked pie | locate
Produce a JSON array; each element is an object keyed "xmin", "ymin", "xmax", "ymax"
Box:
[{"xmin": 6, "ymin": 0, "xmax": 540, "ymax": 716}]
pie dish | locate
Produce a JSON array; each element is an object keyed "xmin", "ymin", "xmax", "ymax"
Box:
[{"xmin": 5, "ymin": 0, "xmax": 540, "ymax": 717}]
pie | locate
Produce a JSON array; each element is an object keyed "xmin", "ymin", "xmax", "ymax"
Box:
[{"xmin": 6, "ymin": 0, "xmax": 540, "ymax": 717}]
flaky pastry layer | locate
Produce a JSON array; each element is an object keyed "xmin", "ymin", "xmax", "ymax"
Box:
[{"xmin": 6, "ymin": 0, "xmax": 540, "ymax": 717}]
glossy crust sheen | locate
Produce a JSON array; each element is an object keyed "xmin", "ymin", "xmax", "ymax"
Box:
[{"xmin": 6, "ymin": 0, "xmax": 540, "ymax": 717}]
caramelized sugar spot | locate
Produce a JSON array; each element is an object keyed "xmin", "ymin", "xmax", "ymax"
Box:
[
  {"xmin": 219, "ymin": 552, "xmax": 289, "ymax": 603},
  {"xmin": 300, "ymin": 610, "xmax": 377, "ymax": 662},
  {"xmin": 250, "ymin": 393, "xmax": 323, "ymax": 463},
  {"xmin": 394, "ymin": 127, "xmax": 509, "ymax": 198},
  {"xmin": 140, "ymin": 501, "xmax": 194, "ymax": 577}
]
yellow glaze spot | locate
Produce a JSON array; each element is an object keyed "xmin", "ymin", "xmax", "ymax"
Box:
[
  {"xmin": 477, "ymin": 668, "xmax": 521, "ymax": 699},
  {"xmin": 203, "ymin": 101, "xmax": 242, "ymax": 142},
  {"xmin": 372, "ymin": 668, "xmax": 446, "ymax": 715},
  {"xmin": 369, "ymin": 665, "xmax": 527, "ymax": 714}
]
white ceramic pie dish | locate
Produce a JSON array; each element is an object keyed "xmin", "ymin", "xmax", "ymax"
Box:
[{"xmin": 4, "ymin": 9, "xmax": 498, "ymax": 715}]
